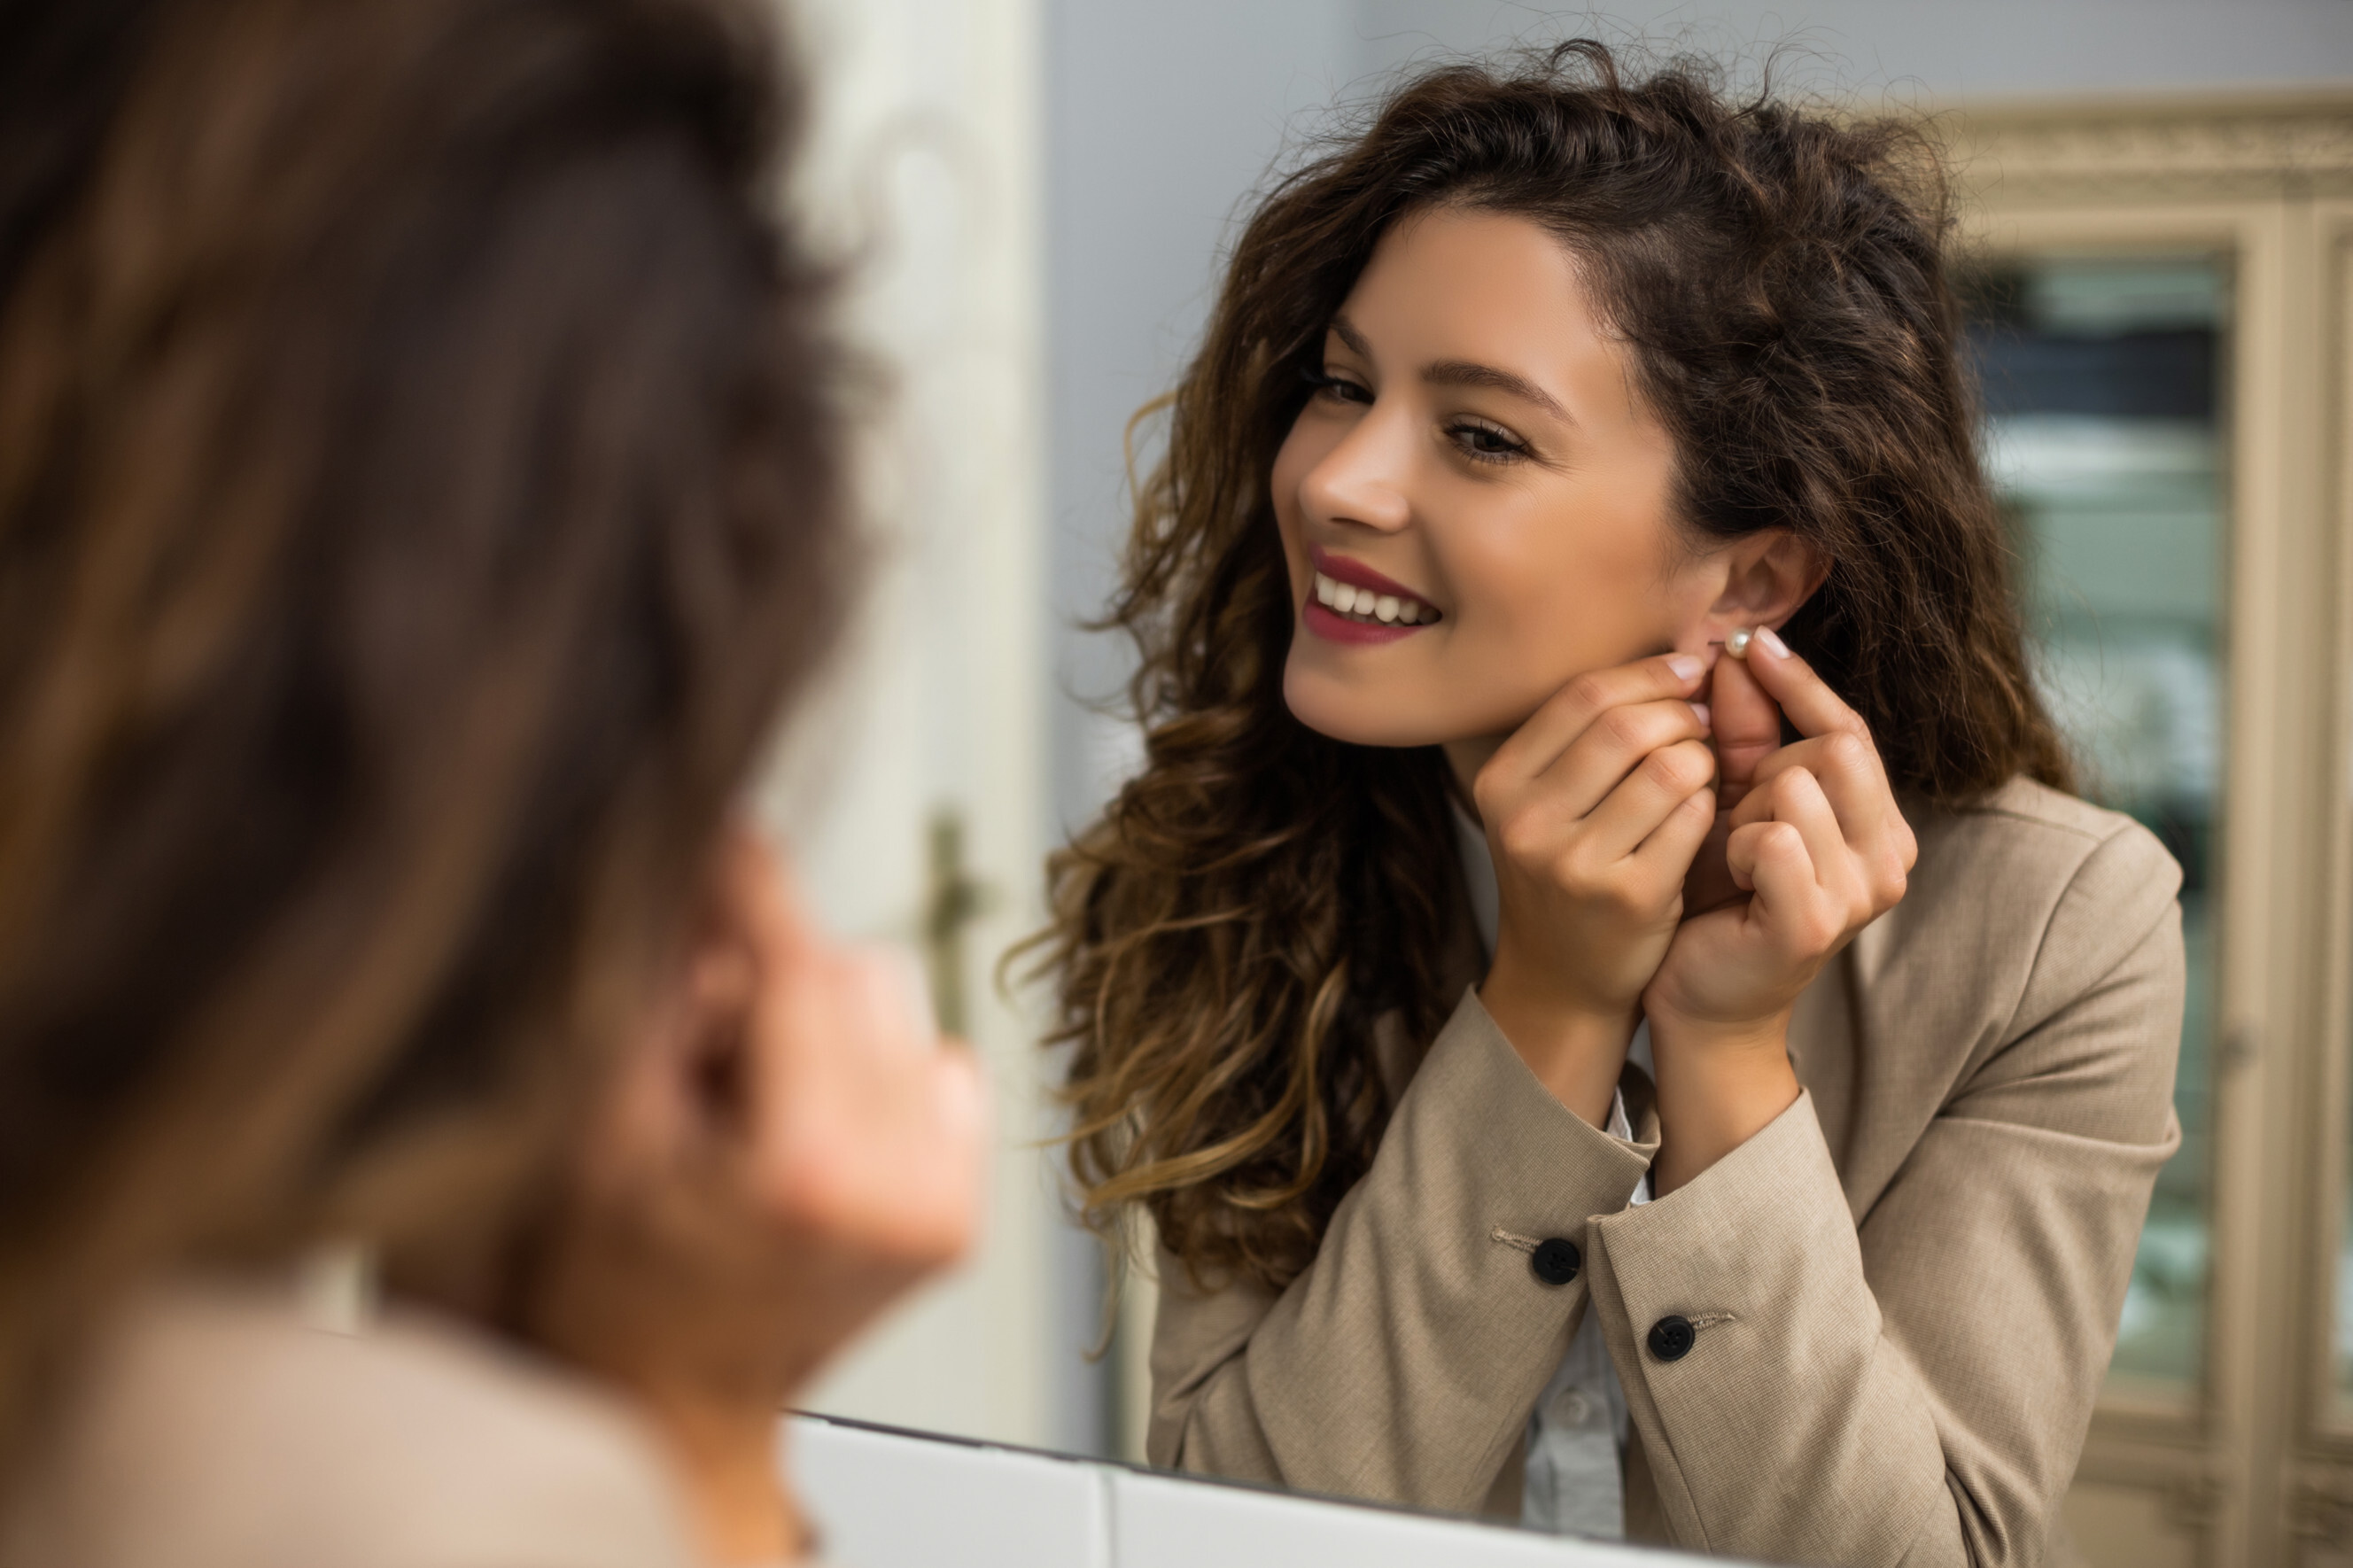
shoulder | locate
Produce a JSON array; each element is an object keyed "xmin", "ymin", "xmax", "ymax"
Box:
[
  {"xmin": 12, "ymin": 1278, "xmax": 697, "ymax": 1568},
  {"xmin": 1900, "ymin": 777, "xmax": 2180, "ymax": 939},
  {"xmin": 1914, "ymin": 776, "xmax": 2176, "ymax": 881},
  {"xmin": 1868, "ymin": 778, "xmax": 2184, "ymax": 1034}
]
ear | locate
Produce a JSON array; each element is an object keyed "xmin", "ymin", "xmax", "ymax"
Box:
[
  {"xmin": 573, "ymin": 841, "xmax": 767, "ymax": 1194},
  {"xmin": 1692, "ymin": 530, "xmax": 1829, "ymax": 646}
]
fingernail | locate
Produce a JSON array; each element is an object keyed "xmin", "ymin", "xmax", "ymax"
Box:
[
  {"xmin": 1689, "ymin": 702, "xmax": 1711, "ymax": 730},
  {"xmin": 1756, "ymin": 625, "xmax": 1790, "ymax": 658},
  {"xmin": 1666, "ymin": 653, "xmax": 1705, "ymax": 681}
]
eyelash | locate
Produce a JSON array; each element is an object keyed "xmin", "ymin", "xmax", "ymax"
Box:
[
  {"xmin": 1446, "ymin": 418, "xmax": 1527, "ymax": 465},
  {"xmin": 1306, "ymin": 369, "xmax": 1371, "ymax": 406},
  {"xmin": 1305, "ymin": 369, "xmax": 1531, "ymax": 467}
]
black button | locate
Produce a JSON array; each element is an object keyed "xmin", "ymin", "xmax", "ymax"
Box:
[
  {"xmin": 1648, "ymin": 1315, "xmax": 1697, "ymax": 1362},
  {"xmin": 1529, "ymin": 1238, "xmax": 1580, "ymax": 1285}
]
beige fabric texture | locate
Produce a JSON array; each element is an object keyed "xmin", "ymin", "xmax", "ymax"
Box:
[
  {"xmin": 1146, "ymin": 778, "xmax": 2186, "ymax": 1568},
  {"xmin": 4, "ymin": 1278, "xmax": 702, "ymax": 1568}
]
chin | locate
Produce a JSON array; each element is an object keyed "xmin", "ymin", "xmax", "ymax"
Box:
[{"xmin": 1282, "ymin": 663, "xmax": 1455, "ymax": 749}]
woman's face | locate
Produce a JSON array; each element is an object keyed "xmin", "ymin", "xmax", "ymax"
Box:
[{"xmin": 1273, "ymin": 206, "xmax": 1725, "ymax": 750}]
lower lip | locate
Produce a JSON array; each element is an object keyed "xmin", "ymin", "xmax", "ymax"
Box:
[{"xmin": 1302, "ymin": 597, "xmax": 1434, "ymax": 645}]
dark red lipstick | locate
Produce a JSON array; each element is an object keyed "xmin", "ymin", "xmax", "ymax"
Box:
[
  {"xmin": 1310, "ymin": 547, "xmax": 1428, "ymax": 605},
  {"xmin": 1302, "ymin": 546, "xmax": 1441, "ymax": 646}
]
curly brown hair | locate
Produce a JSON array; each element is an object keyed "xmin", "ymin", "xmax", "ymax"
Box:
[{"xmin": 1037, "ymin": 42, "xmax": 2071, "ymax": 1293}]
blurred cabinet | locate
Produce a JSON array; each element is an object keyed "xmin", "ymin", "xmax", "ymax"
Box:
[{"xmin": 1950, "ymin": 91, "xmax": 2353, "ymax": 1568}]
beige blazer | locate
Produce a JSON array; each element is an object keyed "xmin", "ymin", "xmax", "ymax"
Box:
[
  {"xmin": 4, "ymin": 1277, "xmax": 702, "ymax": 1568},
  {"xmin": 1146, "ymin": 778, "xmax": 2186, "ymax": 1568}
]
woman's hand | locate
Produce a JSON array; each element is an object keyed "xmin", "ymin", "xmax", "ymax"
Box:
[
  {"xmin": 535, "ymin": 827, "xmax": 987, "ymax": 1564},
  {"xmin": 1474, "ymin": 652, "xmax": 1719, "ymax": 1125},
  {"xmin": 1643, "ymin": 627, "xmax": 1914, "ymax": 1190}
]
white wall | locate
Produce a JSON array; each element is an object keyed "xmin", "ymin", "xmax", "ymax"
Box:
[{"xmin": 764, "ymin": 0, "xmax": 1081, "ymax": 1455}]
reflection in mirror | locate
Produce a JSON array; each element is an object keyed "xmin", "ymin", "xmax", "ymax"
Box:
[
  {"xmin": 1039, "ymin": 39, "xmax": 2191, "ymax": 1568},
  {"xmin": 1962, "ymin": 255, "xmax": 2228, "ymax": 1400}
]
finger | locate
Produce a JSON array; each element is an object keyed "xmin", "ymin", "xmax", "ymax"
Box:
[
  {"xmin": 1579, "ymin": 737, "xmax": 1716, "ymax": 863},
  {"xmin": 839, "ymin": 942, "xmax": 942, "ymax": 1058},
  {"xmin": 1734, "ymin": 819, "xmax": 1825, "ymax": 943},
  {"xmin": 1706, "ymin": 645, "xmax": 1783, "ymax": 811},
  {"xmin": 1724, "ymin": 817, "xmax": 1804, "ymax": 897},
  {"xmin": 1729, "ymin": 732, "xmax": 1891, "ymax": 849},
  {"xmin": 1480, "ymin": 651, "xmax": 1708, "ymax": 794},
  {"xmin": 1678, "ymin": 809, "xmax": 1745, "ymax": 916},
  {"xmin": 1768, "ymin": 767, "xmax": 1852, "ymax": 902},
  {"xmin": 724, "ymin": 820, "xmax": 817, "ymax": 965},
  {"xmin": 1530, "ymin": 699, "xmax": 1712, "ymax": 824},
  {"xmin": 1732, "ymin": 625, "xmax": 1866, "ymax": 742},
  {"xmin": 1629, "ymin": 780, "xmax": 1716, "ymax": 884}
]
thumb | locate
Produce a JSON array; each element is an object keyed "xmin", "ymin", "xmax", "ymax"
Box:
[
  {"xmin": 718, "ymin": 821, "xmax": 819, "ymax": 972},
  {"xmin": 1708, "ymin": 648, "xmax": 1783, "ymax": 810}
]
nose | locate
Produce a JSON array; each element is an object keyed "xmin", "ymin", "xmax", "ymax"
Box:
[{"xmin": 1299, "ymin": 403, "xmax": 1411, "ymax": 535}]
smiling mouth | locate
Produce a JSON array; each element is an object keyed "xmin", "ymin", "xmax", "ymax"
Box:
[{"xmin": 1311, "ymin": 570, "xmax": 1440, "ymax": 626}]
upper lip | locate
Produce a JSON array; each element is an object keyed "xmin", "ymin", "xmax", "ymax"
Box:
[{"xmin": 1309, "ymin": 546, "xmax": 1433, "ymax": 607}]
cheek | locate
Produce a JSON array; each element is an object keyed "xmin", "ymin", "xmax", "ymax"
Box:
[{"xmin": 1448, "ymin": 492, "xmax": 1690, "ymax": 685}]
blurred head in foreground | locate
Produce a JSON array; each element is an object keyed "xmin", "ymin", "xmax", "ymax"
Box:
[{"xmin": 0, "ymin": 0, "xmax": 982, "ymax": 1562}]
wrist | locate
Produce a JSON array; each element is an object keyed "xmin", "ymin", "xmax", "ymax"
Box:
[
  {"xmin": 1479, "ymin": 959, "xmax": 1636, "ymax": 1127},
  {"xmin": 1643, "ymin": 1003, "xmax": 1792, "ymax": 1058},
  {"xmin": 1646, "ymin": 1009, "xmax": 1799, "ymax": 1195}
]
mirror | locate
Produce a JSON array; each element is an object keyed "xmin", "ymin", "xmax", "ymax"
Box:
[{"xmin": 776, "ymin": 5, "xmax": 2346, "ymax": 1568}]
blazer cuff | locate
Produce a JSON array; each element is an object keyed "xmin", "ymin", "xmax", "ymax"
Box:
[
  {"xmin": 1232, "ymin": 985, "xmax": 1658, "ymax": 1507},
  {"xmin": 1427, "ymin": 985, "xmax": 1659, "ymax": 1223},
  {"xmin": 1585, "ymin": 1083, "xmax": 1843, "ymax": 1290},
  {"xmin": 1581, "ymin": 1090, "xmax": 1939, "ymax": 1556}
]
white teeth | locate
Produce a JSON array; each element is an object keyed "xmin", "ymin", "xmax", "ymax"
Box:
[{"xmin": 1312, "ymin": 571, "xmax": 1435, "ymax": 627}]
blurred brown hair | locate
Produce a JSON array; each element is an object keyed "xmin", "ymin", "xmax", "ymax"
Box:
[
  {"xmin": 1039, "ymin": 43, "xmax": 2072, "ymax": 1292},
  {"xmin": 0, "ymin": 0, "xmax": 846, "ymax": 1463}
]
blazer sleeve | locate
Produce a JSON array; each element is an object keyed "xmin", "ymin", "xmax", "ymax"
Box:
[
  {"xmin": 1145, "ymin": 987, "xmax": 1655, "ymax": 1510},
  {"xmin": 1581, "ymin": 822, "xmax": 2186, "ymax": 1568}
]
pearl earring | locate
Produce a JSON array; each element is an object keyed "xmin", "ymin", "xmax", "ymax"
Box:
[{"xmin": 1724, "ymin": 627, "xmax": 1754, "ymax": 658}]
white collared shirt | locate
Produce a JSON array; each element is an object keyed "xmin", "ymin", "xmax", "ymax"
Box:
[{"xmin": 1451, "ymin": 803, "xmax": 1651, "ymax": 1539}]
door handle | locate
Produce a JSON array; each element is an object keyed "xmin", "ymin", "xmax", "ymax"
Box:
[{"xmin": 921, "ymin": 806, "xmax": 992, "ymax": 1037}]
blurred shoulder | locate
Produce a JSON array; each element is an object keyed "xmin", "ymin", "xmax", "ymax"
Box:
[{"xmin": 9, "ymin": 1277, "xmax": 697, "ymax": 1568}]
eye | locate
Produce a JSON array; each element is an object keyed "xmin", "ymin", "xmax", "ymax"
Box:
[
  {"xmin": 1305, "ymin": 367, "xmax": 1371, "ymax": 406},
  {"xmin": 1448, "ymin": 417, "xmax": 1528, "ymax": 464}
]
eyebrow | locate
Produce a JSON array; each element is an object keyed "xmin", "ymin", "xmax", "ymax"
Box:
[
  {"xmin": 1325, "ymin": 314, "xmax": 1574, "ymax": 427},
  {"xmin": 1424, "ymin": 360, "xmax": 1573, "ymax": 425}
]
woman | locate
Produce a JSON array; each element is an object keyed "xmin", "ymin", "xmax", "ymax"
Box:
[
  {"xmin": 0, "ymin": 1, "xmax": 981, "ymax": 1564},
  {"xmin": 1042, "ymin": 43, "xmax": 2183, "ymax": 1566}
]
